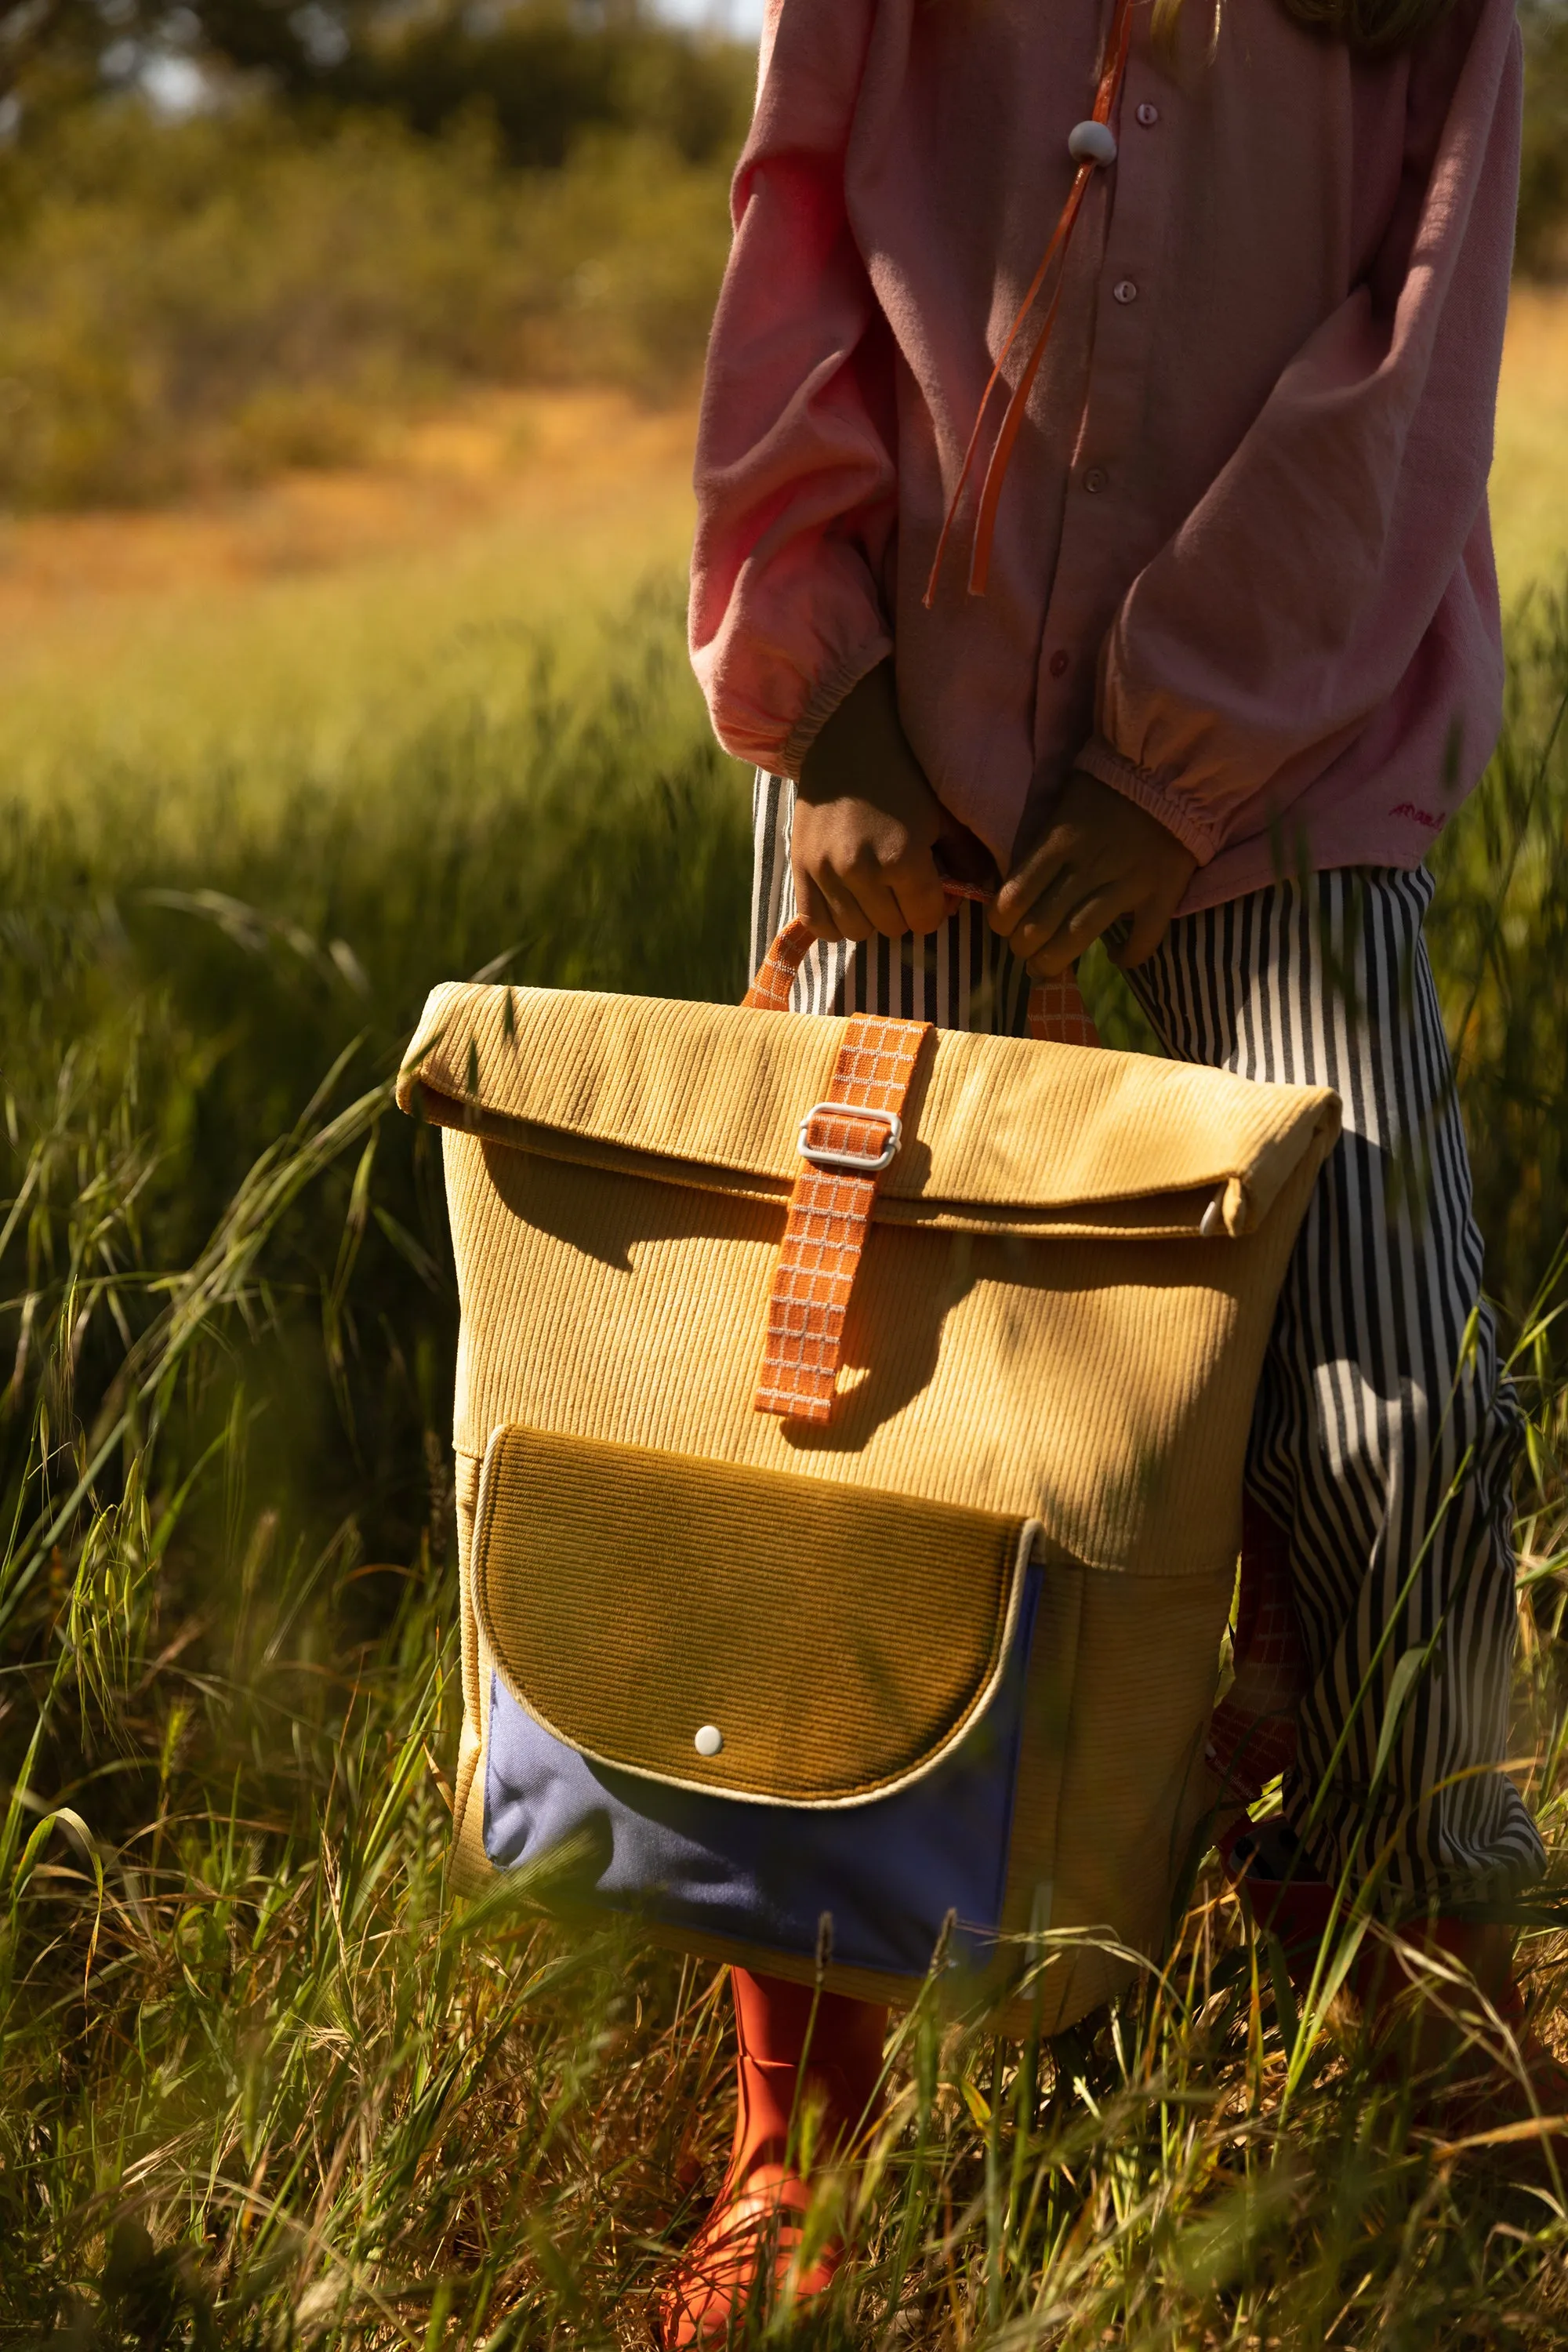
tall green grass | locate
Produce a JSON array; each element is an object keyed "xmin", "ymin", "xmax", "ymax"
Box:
[
  {"xmin": 3, "ymin": 578, "xmax": 1568, "ymax": 2346},
  {"xmin": 1427, "ymin": 581, "xmax": 1568, "ymax": 1316}
]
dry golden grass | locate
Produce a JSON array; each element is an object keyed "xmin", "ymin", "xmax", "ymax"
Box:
[{"xmin": 1493, "ymin": 286, "xmax": 1568, "ymax": 609}]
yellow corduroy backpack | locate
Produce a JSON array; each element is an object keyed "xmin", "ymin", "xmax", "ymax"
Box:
[{"xmin": 397, "ymin": 918, "xmax": 1339, "ymax": 2034}]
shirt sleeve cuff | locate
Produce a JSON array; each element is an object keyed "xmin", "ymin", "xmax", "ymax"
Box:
[
  {"xmin": 1073, "ymin": 735, "xmax": 1221, "ymax": 866},
  {"xmin": 777, "ymin": 640, "xmax": 892, "ymax": 778}
]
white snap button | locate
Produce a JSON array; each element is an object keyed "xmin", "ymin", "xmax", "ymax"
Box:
[
  {"xmin": 694, "ymin": 1724, "xmax": 724, "ymax": 1758},
  {"xmin": 1137, "ymin": 101, "xmax": 1160, "ymax": 127},
  {"xmin": 1113, "ymin": 279, "xmax": 1138, "ymax": 305},
  {"xmin": 1067, "ymin": 120, "xmax": 1118, "ymax": 167}
]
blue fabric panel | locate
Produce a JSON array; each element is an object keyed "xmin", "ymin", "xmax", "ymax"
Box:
[{"xmin": 483, "ymin": 1568, "xmax": 1041, "ymax": 1978}]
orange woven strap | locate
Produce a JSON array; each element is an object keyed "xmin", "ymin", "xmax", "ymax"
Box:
[
  {"xmin": 741, "ymin": 909, "xmax": 1094, "ymax": 1419},
  {"xmin": 753, "ymin": 1012, "xmax": 929, "ymax": 1424},
  {"xmin": 742, "ymin": 916, "xmax": 816, "ymax": 1014},
  {"xmin": 742, "ymin": 901, "xmax": 1100, "ymax": 1046},
  {"xmin": 1028, "ymin": 973, "xmax": 1100, "ymax": 1049}
]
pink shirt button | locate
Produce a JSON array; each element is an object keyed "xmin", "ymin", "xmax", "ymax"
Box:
[
  {"xmin": 1137, "ymin": 100, "xmax": 1160, "ymax": 127},
  {"xmin": 1048, "ymin": 650, "xmax": 1070, "ymax": 680}
]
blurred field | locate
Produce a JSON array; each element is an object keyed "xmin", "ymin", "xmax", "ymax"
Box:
[
  {"xmin": 0, "ymin": 385, "xmax": 700, "ymax": 822},
  {"xmin": 1490, "ymin": 288, "xmax": 1568, "ymax": 605},
  {"xmin": 0, "ymin": 290, "xmax": 1563, "ymax": 831}
]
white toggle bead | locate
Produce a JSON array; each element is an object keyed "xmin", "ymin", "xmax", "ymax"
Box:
[
  {"xmin": 1200, "ymin": 1196, "xmax": 1225, "ymax": 1239},
  {"xmin": 1068, "ymin": 120, "xmax": 1119, "ymax": 167},
  {"xmin": 694, "ymin": 1723, "xmax": 724, "ymax": 1758}
]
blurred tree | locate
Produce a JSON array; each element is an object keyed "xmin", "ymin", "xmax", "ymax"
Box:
[
  {"xmin": 0, "ymin": 0, "xmax": 1559, "ymax": 274},
  {"xmin": 1519, "ymin": 0, "xmax": 1568, "ymax": 276},
  {"xmin": 0, "ymin": 0, "xmax": 754, "ymax": 169}
]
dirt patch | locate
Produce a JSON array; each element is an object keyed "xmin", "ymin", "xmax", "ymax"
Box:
[{"xmin": 0, "ymin": 386, "xmax": 697, "ymax": 626}]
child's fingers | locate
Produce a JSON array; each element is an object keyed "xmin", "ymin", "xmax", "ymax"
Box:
[
  {"xmin": 1001, "ymin": 857, "xmax": 1099, "ymax": 964},
  {"xmin": 796, "ymin": 829, "xmax": 973, "ymax": 945},
  {"xmin": 1023, "ymin": 884, "xmax": 1125, "ymax": 978},
  {"xmin": 1109, "ymin": 891, "xmax": 1182, "ymax": 972},
  {"xmin": 990, "ymin": 833, "xmax": 1068, "ymax": 936},
  {"xmin": 890, "ymin": 855, "xmax": 952, "ymax": 939},
  {"xmin": 840, "ymin": 862, "xmax": 919, "ymax": 939},
  {"xmin": 794, "ymin": 863, "xmax": 871, "ymax": 942},
  {"xmin": 806, "ymin": 855, "xmax": 920, "ymax": 942}
]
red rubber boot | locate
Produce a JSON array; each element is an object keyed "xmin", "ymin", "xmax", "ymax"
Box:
[{"xmin": 656, "ymin": 1970, "xmax": 887, "ymax": 2347}]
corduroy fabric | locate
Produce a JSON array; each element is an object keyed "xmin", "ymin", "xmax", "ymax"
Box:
[
  {"xmin": 405, "ymin": 977, "xmax": 1341, "ymax": 2026},
  {"xmin": 473, "ymin": 1425, "xmax": 1032, "ymax": 1804},
  {"xmin": 437, "ymin": 1139, "xmax": 1330, "ymax": 1579},
  {"xmin": 401, "ymin": 984, "xmax": 1334, "ymax": 1240}
]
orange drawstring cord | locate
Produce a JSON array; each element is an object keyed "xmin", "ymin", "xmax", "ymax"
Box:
[{"xmin": 924, "ymin": 0, "xmax": 1136, "ymax": 608}]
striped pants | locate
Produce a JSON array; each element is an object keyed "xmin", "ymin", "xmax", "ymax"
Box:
[{"xmin": 753, "ymin": 775, "xmax": 1544, "ymax": 1907}]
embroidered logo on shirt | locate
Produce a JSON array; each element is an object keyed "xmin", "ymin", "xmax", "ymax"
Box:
[{"xmin": 1389, "ymin": 801, "xmax": 1446, "ymax": 833}]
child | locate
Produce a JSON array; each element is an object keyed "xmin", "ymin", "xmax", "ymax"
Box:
[{"xmin": 667, "ymin": 0, "xmax": 1552, "ymax": 2334}]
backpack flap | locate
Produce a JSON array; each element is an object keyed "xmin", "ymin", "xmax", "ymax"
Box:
[
  {"xmin": 472, "ymin": 1423, "xmax": 1039, "ymax": 1807},
  {"xmin": 399, "ymin": 980, "xmax": 1341, "ymax": 1244}
]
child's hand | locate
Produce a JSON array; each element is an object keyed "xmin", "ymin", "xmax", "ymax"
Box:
[
  {"xmin": 792, "ymin": 662, "xmax": 951, "ymax": 940},
  {"xmin": 989, "ymin": 769, "xmax": 1196, "ymax": 977}
]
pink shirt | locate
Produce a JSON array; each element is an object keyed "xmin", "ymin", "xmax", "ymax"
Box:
[{"xmin": 688, "ymin": 0, "xmax": 1523, "ymax": 912}]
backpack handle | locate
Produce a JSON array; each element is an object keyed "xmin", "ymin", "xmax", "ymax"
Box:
[{"xmin": 742, "ymin": 906, "xmax": 1099, "ymax": 1047}]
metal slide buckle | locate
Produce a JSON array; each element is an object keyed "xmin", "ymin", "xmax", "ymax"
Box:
[{"xmin": 797, "ymin": 1102, "xmax": 903, "ymax": 1176}]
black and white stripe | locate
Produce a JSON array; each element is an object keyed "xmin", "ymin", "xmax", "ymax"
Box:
[{"xmin": 754, "ymin": 779, "xmax": 1543, "ymax": 1907}]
